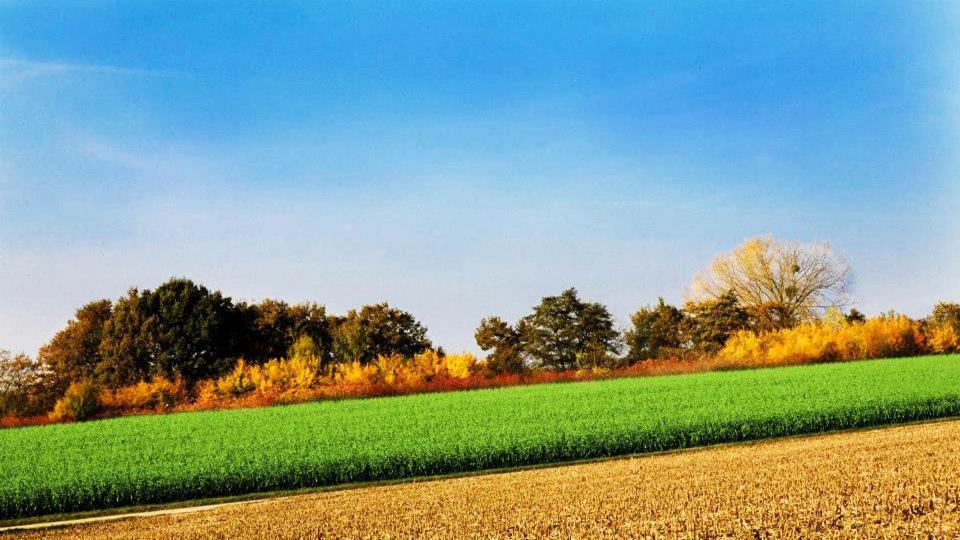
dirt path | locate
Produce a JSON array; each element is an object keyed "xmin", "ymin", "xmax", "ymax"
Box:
[{"xmin": 5, "ymin": 420, "xmax": 959, "ymax": 538}]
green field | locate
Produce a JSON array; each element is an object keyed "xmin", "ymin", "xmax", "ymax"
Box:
[{"xmin": 2, "ymin": 355, "xmax": 959, "ymax": 520}]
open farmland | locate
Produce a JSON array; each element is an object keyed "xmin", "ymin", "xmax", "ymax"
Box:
[
  {"xmin": 8, "ymin": 419, "xmax": 959, "ymax": 538},
  {"xmin": 1, "ymin": 355, "xmax": 959, "ymax": 521}
]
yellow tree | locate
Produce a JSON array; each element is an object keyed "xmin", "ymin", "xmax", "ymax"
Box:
[{"xmin": 689, "ymin": 236, "xmax": 851, "ymax": 331}]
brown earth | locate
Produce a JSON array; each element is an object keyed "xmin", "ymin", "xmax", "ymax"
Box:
[{"xmin": 6, "ymin": 420, "xmax": 960, "ymax": 539}]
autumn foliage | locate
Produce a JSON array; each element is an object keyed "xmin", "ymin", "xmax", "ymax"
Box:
[
  {"xmin": 4, "ymin": 261, "xmax": 960, "ymax": 428},
  {"xmin": 0, "ymin": 310, "xmax": 954, "ymax": 429},
  {"xmin": 716, "ymin": 314, "xmax": 927, "ymax": 368},
  {"xmin": 206, "ymin": 350, "xmax": 474, "ymax": 399}
]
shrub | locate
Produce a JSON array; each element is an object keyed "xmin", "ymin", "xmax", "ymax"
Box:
[
  {"xmin": 332, "ymin": 351, "xmax": 479, "ymax": 387},
  {"xmin": 336, "ymin": 361, "xmax": 379, "ymax": 385},
  {"xmin": 443, "ymin": 353, "xmax": 477, "ymax": 379},
  {"xmin": 49, "ymin": 381, "xmax": 101, "ymax": 422},
  {"xmin": 249, "ymin": 356, "xmax": 323, "ymax": 393},
  {"xmin": 928, "ymin": 325, "xmax": 959, "ymax": 354},
  {"xmin": 925, "ymin": 302, "xmax": 960, "ymax": 354},
  {"xmin": 215, "ymin": 360, "xmax": 257, "ymax": 396},
  {"xmin": 717, "ymin": 315, "xmax": 926, "ymax": 367},
  {"xmin": 100, "ymin": 377, "xmax": 188, "ymax": 412}
]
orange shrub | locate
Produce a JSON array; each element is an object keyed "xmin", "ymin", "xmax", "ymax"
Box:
[
  {"xmin": 836, "ymin": 315, "xmax": 924, "ymax": 359},
  {"xmin": 100, "ymin": 377, "xmax": 188, "ymax": 412},
  {"xmin": 193, "ymin": 380, "xmax": 220, "ymax": 408},
  {"xmin": 49, "ymin": 381, "xmax": 101, "ymax": 422},
  {"xmin": 248, "ymin": 356, "xmax": 324, "ymax": 393},
  {"xmin": 216, "ymin": 360, "xmax": 257, "ymax": 396},
  {"xmin": 337, "ymin": 361, "xmax": 379, "ymax": 385}
]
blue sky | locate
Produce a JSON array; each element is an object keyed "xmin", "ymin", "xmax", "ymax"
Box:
[{"xmin": 1, "ymin": 1, "xmax": 958, "ymax": 356}]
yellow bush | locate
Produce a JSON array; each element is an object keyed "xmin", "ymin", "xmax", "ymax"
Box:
[
  {"xmin": 209, "ymin": 349, "xmax": 478, "ymax": 398},
  {"xmin": 442, "ymin": 353, "xmax": 477, "ymax": 379},
  {"xmin": 410, "ymin": 350, "xmax": 443, "ymax": 381},
  {"xmin": 929, "ymin": 324, "xmax": 959, "ymax": 354},
  {"xmin": 49, "ymin": 381, "xmax": 101, "ymax": 422},
  {"xmin": 248, "ymin": 356, "xmax": 323, "ymax": 393},
  {"xmin": 215, "ymin": 360, "xmax": 257, "ymax": 396},
  {"xmin": 101, "ymin": 377, "xmax": 187, "ymax": 411},
  {"xmin": 332, "ymin": 351, "xmax": 478, "ymax": 386},
  {"xmin": 717, "ymin": 331, "xmax": 765, "ymax": 365},
  {"xmin": 337, "ymin": 361, "xmax": 379, "ymax": 385},
  {"xmin": 194, "ymin": 380, "xmax": 219, "ymax": 407},
  {"xmin": 375, "ymin": 354, "xmax": 409, "ymax": 385},
  {"xmin": 718, "ymin": 315, "xmax": 925, "ymax": 367}
]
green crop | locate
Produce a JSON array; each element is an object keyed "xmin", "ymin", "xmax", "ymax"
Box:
[{"xmin": 1, "ymin": 355, "xmax": 959, "ymax": 520}]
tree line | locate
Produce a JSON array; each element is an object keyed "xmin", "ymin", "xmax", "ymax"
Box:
[
  {"xmin": 2, "ymin": 236, "xmax": 958, "ymax": 420},
  {"xmin": 1, "ymin": 279, "xmax": 434, "ymax": 417},
  {"xmin": 477, "ymin": 236, "xmax": 859, "ymax": 370},
  {"xmin": 39, "ymin": 278, "xmax": 433, "ymax": 393}
]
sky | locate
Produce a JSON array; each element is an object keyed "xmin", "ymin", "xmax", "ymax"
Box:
[{"xmin": 1, "ymin": 1, "xmax": 958, "ymax": 356}]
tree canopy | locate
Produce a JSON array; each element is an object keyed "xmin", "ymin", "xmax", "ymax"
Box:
[
  {"xmin": 475, "ymin": 316, "xmax": 525, "ymax": 374},
  {"xmin": 689, "ymin": 236, "xmax": 851, "ymax": 331},
  {"xmin": 331, "ymin": 303, "xmax": 432, "ymax": 365},
  {"xmin": 37, "ymin": 278, "xmax": 434, "ymax": 390},
  {"xmin": 625, "ymin": 298, "xmax": 685, "ymax": 362},
  {"xmin": 242, "ymin": 300, "xmax": 332, "ymax": 365},
  {"xmin": 476, "ymin": 288, "xmax": 621, "ymax": 371},
  {"xmin": 98, "ymin": 279, "xmax": 245, "ymax": 385},
  {"xmin": 682, "ymin": 291, "xmax": 753, "ymax": 354},
  {"xmin": 38, "ymin": 299, "xmax": 113, "ymax": 392}
]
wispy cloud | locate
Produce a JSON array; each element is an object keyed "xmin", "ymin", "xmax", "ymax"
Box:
[{"xmin": 0, "ymin": 57, "xmax": 173, "ymax": 89}]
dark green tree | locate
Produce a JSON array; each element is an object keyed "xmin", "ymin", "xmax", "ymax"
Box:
[
  {"xmin": 96, "ymin": 288, "xmax": 153, "ymax": 386},
  {"xmin": 625, "ymin": 298, "xmax": 685, "ymax": 361},
  {"xmin": 844, "ymin": 308, "xmax": 867, "ymax": 324},
  {"xmin": 242, "ymin": 300, "xmax": 332, "ymax": 365},
  {"xmin": 475, "ymin": 316, "xmax": 526, "ymax": 374},
  {"xmin": 518, "ymin": 288, "xmax": 621, "ymax": 371},
  {"xmin": 98, "ymin": 278, "xmax": 245, "ymax": 385},
  {"xmin": 682, "ymin": 291, "xmax": 753, "ymax": 354},
  {"xmin": 330, "ymin": 303, "xmax": 432, "ymax": 364},
  {"xmin": 38, "ymin": 299, "xmax": 113, "ymax": 392}
]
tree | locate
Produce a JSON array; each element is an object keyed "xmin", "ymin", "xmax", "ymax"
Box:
[
  {"xmin": 286, "ymin": 302, "xmax": 332, "ymax": 362},
  {"xmin": 925, "ymin": 302, "xmax": 960, "ymax": 353},
  {"xmin": 98, "ymin": 278, "xmax": 246, "ymax": 386},
  {"xmin": 242, "ymin": 300, "xmax": 332, "ymax": 365},
  {"xmin": 517, "ymin": 288, "xmax": 621, "ymax": 371},
  {"xmin": 38, "ymin": 299, "xmax": 113, "ymax": 392},
  {"xmin": 845, "ymin": 308, "xmax": 867, "ymax": 324},
  {"xmin": 330, "ymin": 303, "xmax": 432, "ymax": 364},
  {"xmin": 682, "ymin": 291, "xmax": 753, "ymax": 354},
  {"xmin": 96, "ymin": 288, "xmax": 154, "ymax": 387},
  {"xmin": 475, "ymin": 317, "xmax": 526, "ymax": 374},
  {"xmin": 0, "ymin": 350, "xmax": 56, "ymax": 417},
  {"xmin": 625, "ymin": 298, "xmax": 685, "ymax": 361},
  {"xmin": 689, "ymin": 236, "xmax": 851, "ymax": 331},
  {"xmin": 929, "ymin": 302, "xmax": 960, "ymax": 334},
  {"xmin": 288, "ymin": 334, "xmax": 320, "ymax": 362}
]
